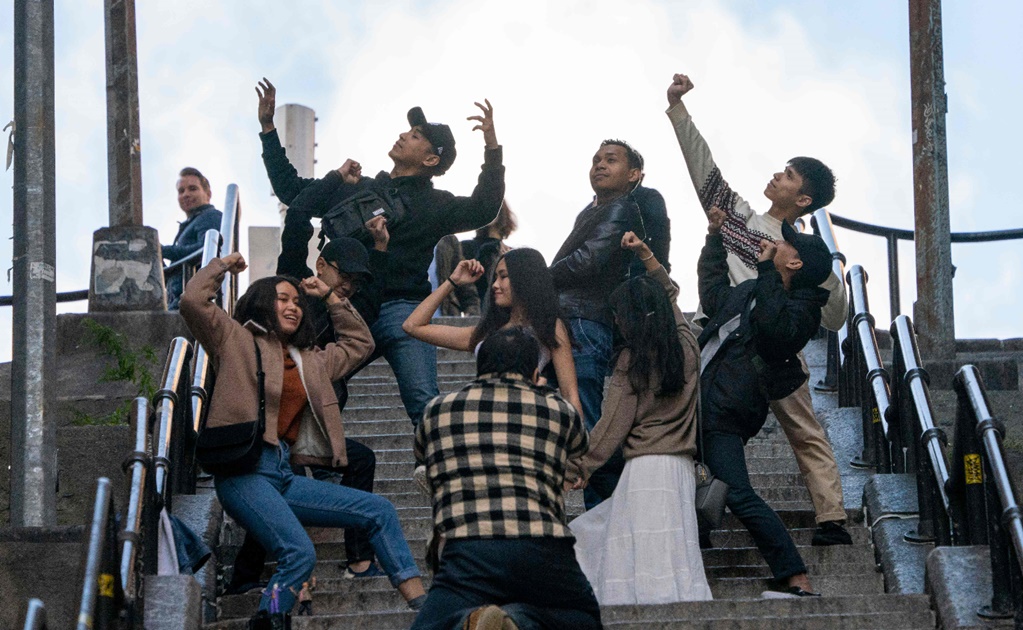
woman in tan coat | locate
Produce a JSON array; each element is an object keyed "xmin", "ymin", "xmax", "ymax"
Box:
[
  {"xmin": 180, "ymin": 253, "xmax": 425, "ymax": 623},
  {"xmin": 566, "ymin": 232, "xmax": 712, "ymax": 605}
]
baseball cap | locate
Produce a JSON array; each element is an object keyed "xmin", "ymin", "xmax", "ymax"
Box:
[
  {"xmin": 319, "ymin": 237, "xmax": 372, "ymax": 280},
  {"xmin": 781, "ymin": 221, "xmax": 832, "ymax": 289},
  {"xmin": 407, "ymin": 107, "xmax": 457, "ymax": 174}
]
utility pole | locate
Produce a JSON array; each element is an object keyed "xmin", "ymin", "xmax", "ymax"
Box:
[
  {"xmin": 90, "ymin": 0, "xmax": 165, "ymax": 312},
  {"xmin": 909, "ymin": 0, "xmax": 956, "ymax": 359},
  {"xmin": 11, "ymin": 0, "xmax": 58, "ymax": 526}
]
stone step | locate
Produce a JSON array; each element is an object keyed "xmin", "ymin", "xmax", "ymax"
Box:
[{"xmin": 206, "ymin": 594, "xmax": 934, "ymax": 630}]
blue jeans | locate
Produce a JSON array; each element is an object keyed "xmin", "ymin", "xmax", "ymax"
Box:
[
  {"xmin": 702, "ymin": 430, "xmax": 807, "ymax": 580},
  {"xmin": 410, "ymin": 538, "xmax": 602, "ymax": 630},
  {"xmin": 569, "ymin": 318, "xmax": 624, "ymax": 509},
  {"xmin": 369, "ymin": 300, "xmax": 439, "ymax": 426},
  {"xmin": 215, "ymin": 442, "xmax": 420, "ymax": 613}
]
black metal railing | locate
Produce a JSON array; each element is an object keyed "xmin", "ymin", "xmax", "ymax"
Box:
[
  {"xmin": 828, "ymin": 212, "xmax": 1023, "ymax": 319},
  {"xmin": 889, "ymin": 316, "xmax": 955, "ymax": 545},
  {"xmin": 950, "ymin": 366, "xmax": 1023, "ymax": 622},
  {"xmin": 840, "ymin": 264, "xmax": 894, "ymax": 472},
  {"xmin": 75, "ymin": 478, "xmax": 123, "ymax": 630},
  {"xmin": 22, "ymin": 599, "xmax": 47, "ymax": 630}
]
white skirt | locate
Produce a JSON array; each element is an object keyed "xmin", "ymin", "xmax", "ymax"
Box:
[{"xmin": 569, "ymin": 454, "xmax": 713, "ymax": 605}]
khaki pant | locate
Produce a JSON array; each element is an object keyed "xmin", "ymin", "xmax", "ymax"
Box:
[{"xmin": 768, "ymin": 353, "xmax": 846, "ymax": 523}]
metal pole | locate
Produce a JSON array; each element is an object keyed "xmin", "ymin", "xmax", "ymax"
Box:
[
  {"xmin": 887, "ymin": 234, "xmax": 901, "ymax": 318},
  {"xmin": 11, "ymin": 0, "xmax": 58, "ymax": 527},
  {"xmin": 104, "ymin": 0, "xmax": 143, "ymax": 227},
  {"xmin": 909, "ymin": 0, "xmax": 955, "ymax": 358}
]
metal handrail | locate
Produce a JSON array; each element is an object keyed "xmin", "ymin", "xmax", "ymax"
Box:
[
  {"xmin": 219, "ymin": 184, "xmax": 242, "ymax": 315},
  {"xmin": 76, "ymin": 477, "xmax": 120, "ymax": 630},
  {"xmin": 809, "ymin": 208, "xmax": 848, "ymax": 392},
  {"xmin": 890, "ymin": 315, "xmax": 955, "ymax": 544},
  {"xmin": 827, "ymin": 212, "xmax": 1023, "ymax": 318},
  {"xmin": 844, "ymin": 265, "xmax": 894, "ymax": 472},
  {"xmin": 23, "ymin": 599, "xmax": 47, "ymax": 630},
  {"xmin": 952, "ymin": 365, "xmax": 1023, "ymax": 620},
  {"xmin": 119, "ymin": 398, "xmax": 151, "ymax": 601},
  {"xmin": 152, "ymin": 337, "xmax": 193, "ymax": 506}
]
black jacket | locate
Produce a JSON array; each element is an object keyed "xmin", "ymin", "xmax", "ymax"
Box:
[
  {"xmin": 697, "ymin": 233, "xmax": 829, "ymax": 441},
  {"xmin": 628, "ymin": 185, "xmax": 671, "ymax": 277},
  {"xmin": 549, "ymin": 195, "xmax": 642, "ymax": 327},
  {"xmin": 260, "ymin": 129, "xmax": 505, "ymax": 303}
]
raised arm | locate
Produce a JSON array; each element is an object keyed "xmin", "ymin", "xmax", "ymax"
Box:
[
  {"xmin": 179, "ymin": 253, "xmax": 248, "ymax": 358},
  {"xmin": 300, "ymin": 276, "xmax": 376, "ymax": 381},
  {"xmin": 666, "ymin": 73, "xmax": 754, "ymax": 224},
  {"xmin": 438, "ymin": 100, "xmax": 505, "ymax": 234},
  {"xmin": 697, "ymin": 208, "xmax": 736, "ymax": 320},
  {"xmin": 400, "ymin": 259, "xmax": 482, "ymax": 351}
]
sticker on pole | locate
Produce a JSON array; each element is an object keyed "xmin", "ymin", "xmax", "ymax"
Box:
[
  {"xmin": 871, "ymin": 408, "xmax": 880, "ymax": 424},
  {"xmin": 29, "ymin": 262, "xmax": 55, "ymax": 282},
  {"xmin": 964, "ymin": 453, "xmax": 983, "ymax": 485}
]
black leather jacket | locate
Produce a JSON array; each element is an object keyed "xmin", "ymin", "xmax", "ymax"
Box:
[{"xmin": 549, "ymin": 195, "xmax": 642, "ymax": 327}]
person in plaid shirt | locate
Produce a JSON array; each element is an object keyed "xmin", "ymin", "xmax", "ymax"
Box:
[{"xmin": 411, "ymin": 327, "xmax": 602, "ymax": 630}]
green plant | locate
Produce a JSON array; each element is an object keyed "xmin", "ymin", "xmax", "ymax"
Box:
[{"xmin": 71, "ymin": 318, "xmax": 160, "ymax": 426}]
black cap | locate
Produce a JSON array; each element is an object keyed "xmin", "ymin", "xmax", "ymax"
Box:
[
  {"xmin": 319, "ymin": 237, "xmax": 372, "ymax": 280},
  {"xmin": 781, "ymin": 221, "xmax": 832, "ymax": 289},
  {"xmin": 407, "ymin": 107, "xmax": 457, "ymax": 175}
]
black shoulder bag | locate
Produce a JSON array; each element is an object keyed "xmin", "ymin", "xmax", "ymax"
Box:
[
  {"xmin": 195, "ymin": 338, "xmax": 266, "ymax": 477},
  {"xmin": 694, "ymin": 391, "xmax": 729, "ymax": 531}
]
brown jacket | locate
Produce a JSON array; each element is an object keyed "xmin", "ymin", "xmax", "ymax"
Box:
[
  {"xmin": 180, "ymin": 259, "xmax": 375, "ymax": 467},
  {"xmin": 566, "ymin": 265, "xmax": 700, "ymax": 484}
]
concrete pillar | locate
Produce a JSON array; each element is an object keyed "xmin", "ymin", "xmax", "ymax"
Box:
[{"xmin": 90, "ymin": 0, "xmax": 165, "ymax": 312}]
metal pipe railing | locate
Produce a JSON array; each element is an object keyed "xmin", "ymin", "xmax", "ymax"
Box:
[
  {"xmin": 953, "ymin": 366, "xmax": 1023, "ymax": 621},
  {"xmin": 890, "ymin": 315, "xmax": 954, "ymax": 545},
  {"xmin": 827, "ymin": 212, "xmax": 1023, "ymax": 319},
  {"xmin": 119, "ymin": 397, "xmax": 151, "ymax": 600},
  {"xmin": 219, "ymin": 184, "xmax": 242, "ymax": 316},
  {"xmin": 810, "ymin": 208, "xmax": 848, "ymax": 392},
  {"xmin": 22, "ymin": 599, "xmax": 47, "ymax": 630},
  {"xmin": 845, "ymin": 265, "xmax": 894, "ymax": 472},
  {"xmin": 152, "ymin": 337, "xmax": 193, "ymax": 506},
  {"xmin": 76, "ymin": 477, "xmax": 120, "ymax": 630}
]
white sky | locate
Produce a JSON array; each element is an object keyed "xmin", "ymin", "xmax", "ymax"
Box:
[{"xmin": 1, "ymin": 0, "xmax": 1022, "ymax": 361}]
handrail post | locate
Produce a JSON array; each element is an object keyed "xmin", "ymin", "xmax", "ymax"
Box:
[
  {"xmin": 811, "ymin": 209, "xmax": 845, "ymax": 393},
  {"xmin": 152, "ymin": 337, "xmax": 192, "ymax": 509},
  {"xmin": 76, "ymin": 478, "xmax": 119, "ymax": 630},
  {"xmin": 119, "ymin": 397, "xmax": 150, "ymax": 606},
  {"xmin": 23, "ymin": 599, "xmax": 47, "ymax": 630},
  {"xmin": 887, "ymin": 233, "xmax": 901, "ymax": 318}
]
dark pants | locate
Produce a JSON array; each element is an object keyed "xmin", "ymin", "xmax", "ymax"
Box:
[
  {"xmin": 410, "ymin": 538, "xmax": 602, "ymax": 630},
  {"xmin": 569, "ymin": 318, "xmax": 623, "ymax": 509},
  {"xmin": 228, "ymin": 438, "xmax": 377, "ymax": 588},
  {"xmin": 702, "ymin": 430, "xmax": 807, "ymax": 580}
]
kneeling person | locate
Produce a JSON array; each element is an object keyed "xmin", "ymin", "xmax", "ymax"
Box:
[{"xmin": 411, "ymin": 328, "xmax": 600, "ymax": 630}]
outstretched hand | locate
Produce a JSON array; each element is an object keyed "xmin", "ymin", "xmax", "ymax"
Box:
[
  {"xmin": 256, "ymin": 78, "xmax": 276, "ymax": 133},
  {"xmin": 220, "ymin": 252, "xmax": 248, "ymax": 275},
  {"xmin": 667, "ymin": 73, "xmax": 694, "ymax": 107},
  {"xmin": 468, "ymin": 99, "xmax": 498, "ymax": 150},
  {"xmin": 449, "ymin": 259, "xmax": 485, "ymax": 286},
  {"xmin": 707, "ymin": 206, "xmax": 726, "ymax": 234}
]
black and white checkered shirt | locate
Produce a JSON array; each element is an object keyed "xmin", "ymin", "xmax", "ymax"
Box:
[{"xmin": 415, "ymin": 373, "xmax": 588, "ymax": 540}]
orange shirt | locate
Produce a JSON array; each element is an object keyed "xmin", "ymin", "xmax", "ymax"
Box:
[{"xmin": 276, "ymin": 350, "xmax": 308, "ymax": 444}]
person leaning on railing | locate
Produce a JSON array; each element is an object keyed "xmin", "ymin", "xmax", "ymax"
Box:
[
  {"xmin": 163, "ymin": 167, "xmax": 222, "ymax": 310},
  {"xmin": 179, "ymin": 253, "xmax": 427, "ymax": 626}
]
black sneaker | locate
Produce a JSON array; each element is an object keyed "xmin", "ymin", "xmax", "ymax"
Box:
[
  {"xmin": 761, "ymin": 586, "xmax": 822, "ymax": 598},
  {"xmin": 812, "ymin": 521, "xmax": 853, "ymax": 546}
]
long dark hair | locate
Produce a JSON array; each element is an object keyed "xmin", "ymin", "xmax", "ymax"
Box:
[
  {"xmin": 469, "ymin": 248, "xmax": 560, "ymax": 352},
  {"xmin": 608, "ymin": 276, "xmax": 686, "ymax": 395},
  {"xmin": 233, "ymin": 275, "xmax": 317, "ymax": 349}
]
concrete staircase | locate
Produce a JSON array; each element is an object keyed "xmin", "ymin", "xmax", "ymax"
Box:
[{"xmin": 206, "ymin": 331, "xmax": 937, "ymax": 629}]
